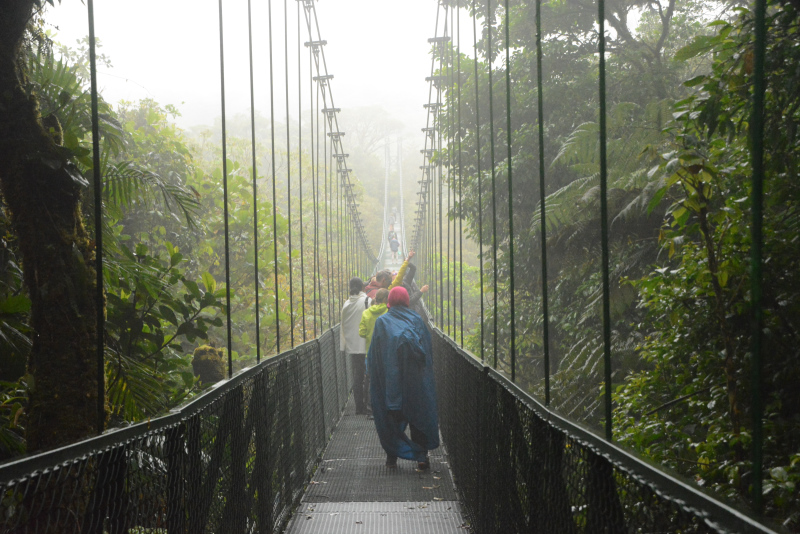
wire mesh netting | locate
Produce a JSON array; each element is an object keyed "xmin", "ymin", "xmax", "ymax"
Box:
[
  {"xmin": 432, "ymin": 328, "xmax": 778, "ymax": 534},
  {"xmin": 0, "ymin": 327, "xmax": 350, "ymax": 534}
]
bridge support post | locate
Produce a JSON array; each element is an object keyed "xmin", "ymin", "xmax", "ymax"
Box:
[
  {"xmin": 165, "ymin": 423, "xmax": 186, "ymax": 533},
  {"xmin": 586, "ymin": 448, "xmax": 626, "ymax": 534},
  {"xmin": 542, "ymin": 428, "xmax": 577, "ymax": 533},
  {"xmin": 476, "ymin": 365, "xmax": 490, "ymax": 533},
  {"xmin": 220, "ymin": 388, "xmax": 248, "ymax": 533},
  {"xmin": 253, "ymin": 371, "xmax": 275, "ymax": 531},
  {"xmin": 315, "ymin": 339, "xmax": 327, "ymax": 450},
  {"xmin": 82, "ymin": 443, "xmax": 128, "ymax": 534}
]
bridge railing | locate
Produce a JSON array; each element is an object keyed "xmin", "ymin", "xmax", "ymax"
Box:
[
  {"xmin": 432, "ymin": 327, "xmax": 777, "ymax": 534},
  {"xmin": 0, "ymin": 327, "xmax": 350, "ymax": 534}
]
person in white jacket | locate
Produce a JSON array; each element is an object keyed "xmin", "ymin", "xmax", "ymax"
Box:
[{"xmin": 341, "ymin": 277, "xmax": 369, "ymax": 414}]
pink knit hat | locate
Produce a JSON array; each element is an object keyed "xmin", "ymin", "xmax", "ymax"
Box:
[{"xmin": 387, "ymin": 286, "xmax": 410, "ymax": 308}]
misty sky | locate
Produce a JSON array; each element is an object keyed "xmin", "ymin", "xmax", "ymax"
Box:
[{"xmin": 45, "ymin": 0, "xmax": 451, "ymax": 137}]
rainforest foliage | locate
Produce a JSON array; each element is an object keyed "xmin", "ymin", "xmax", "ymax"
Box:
[
  {"xmin": 0, "ymin": 13, "xmax": 358, "ymax": 457},
  {"xmin": 0, "ymin": 0, "xmax": 797, "ymax": 527},
  {"xmin": 437, "ymin": 0, "xmax": 800, "ymax": 525}
]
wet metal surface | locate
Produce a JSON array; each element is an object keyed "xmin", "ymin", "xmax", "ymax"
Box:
[
  {"xmin": 288, "ymin": 502, "xmax": 468, "ymax": 534},
  {"xmin": 285, "ymin": 398, "xmax": 468, "ymax": 533}
]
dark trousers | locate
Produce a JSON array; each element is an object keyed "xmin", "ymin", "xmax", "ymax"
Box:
[
  {"xmin": 386, "ymin": 422, "xmax": 428, "ymax": 462},
  {"xmin": 410, "ymin": 423, "xmax": 426, "ymax": 448},
  {"xmin": 349, "ymin": 353, "xmax": 368, "ymax": 414}
]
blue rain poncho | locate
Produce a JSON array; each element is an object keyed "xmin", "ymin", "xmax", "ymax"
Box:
[{"xmin": 367, "ymin": 305, "xmax": 439, "ymax": 461}]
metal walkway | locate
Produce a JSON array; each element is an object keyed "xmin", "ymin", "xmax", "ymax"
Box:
[{"xmin": 285, "ymin": 397, "xmax": 468, "ymax": 533}]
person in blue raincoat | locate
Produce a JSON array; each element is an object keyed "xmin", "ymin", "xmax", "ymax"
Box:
[{"xmin": 367, "ymin": 286, "xmax": 439, "ymax": 470}]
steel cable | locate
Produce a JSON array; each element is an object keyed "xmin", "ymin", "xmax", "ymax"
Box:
[
  {"xmin": 504, "ymin": 0, "xmax": 516, "ymax": 381},
  {"xmin": 750, "ymin": 0, "xmax": 767, "ymax": 511},
  {"xmin": 87, "ymin": 0, "xmax": 105, "ymax": 429},
  {"xmin": 473, "ymin": 0, "xmax": 485, "ymax": 363},
  {"xmin": 535, "ymin": 0, "xmax": 551, "ymax": 404},
  {"xmin": 457, "ymin": 8, "xmax": 464, "ymax": 347},
  {"xmin": 598, "ymin": 0, "xmax": 613, "ymax": 441},
  {"xmin": 285, "ymin": 0, "xmax": 295, "ymax": 348},
  {"xmin": 298, "ymin": 0, "xmax": 307, "ymax": 343},
  {"xmin": 268, "ymin": 0, "xmax": 281, "ymax": 353},
  {"xmin": 486, "ymin": 0, "xmax": 498, "ymax": 370},
  {"xmin": 216, "ymin": 0, "xmax": 234, "ymax": 375},
  {"xmin": 246, "ymin": 0, "xmax": 262, "ymax": 362}
]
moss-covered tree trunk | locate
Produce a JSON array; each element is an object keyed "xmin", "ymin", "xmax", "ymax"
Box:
[{"xmin": 1, "ymin": 1, "xmax": 103, "ymax": 452}]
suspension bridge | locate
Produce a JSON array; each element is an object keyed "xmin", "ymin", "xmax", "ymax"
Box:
[{"xmin": 0, "ymin": 0, "xmax": 782, "ymax": 532}]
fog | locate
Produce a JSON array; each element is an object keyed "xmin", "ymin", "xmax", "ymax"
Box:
[{"xmin": 45, "ymin": 0, "xmax": 442, "ymax": 135}]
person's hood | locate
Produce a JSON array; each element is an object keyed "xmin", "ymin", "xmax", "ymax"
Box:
[
  {"xmin": 367, "ymin": 303, "xmax": 388, "ymax": 316},
  {"xmin": 348, "ymin": 292, "xmax": 366, "ymax": 302}
]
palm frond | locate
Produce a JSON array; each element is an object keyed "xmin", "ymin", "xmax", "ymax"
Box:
[{"xmin": 103, "ymin": 161, "xmax": 200, "ymax": 228}]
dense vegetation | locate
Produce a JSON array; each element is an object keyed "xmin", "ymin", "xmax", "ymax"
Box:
[
  {"xmin": 0, "ymin": 5, "xmax": 385, "ymax": 458},
  {"xmin": 434, "ymin": 0, "xmax": 799, "ymax": 525},
  {"xmin": 1, "ymin": 0, "xmax": 796, "ymax": 528}
]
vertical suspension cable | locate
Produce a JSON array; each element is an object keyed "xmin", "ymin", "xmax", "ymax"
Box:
[
  {"xmin": 342, "ymin": 195, "xmax": 346, "ymax": 283},
  {"xmin": 315, "ymin": 84, "xmax": 322, "ymax": 331},
  {"xmin": 447, "ymin": 6, "xmax": 454, "ymax": 337},
  {"xmin": 324, "ymin": 109, "xmax": 331, "ymax": 330},
  {"xmin": 438, "ymin": 18, "xmax": 446, "ymax": 329},
  {"xmin": 268, "ymin": 0, "xmax": 281, "ymax": 353},
  {"xmin": 298, "ymin": 1, "xmax": 307, "ymax": 342},
  {"xmin": 473, "ymin": 0, "xmax": 485, "ymax": 362},
  {"xmin": 337, "ymin": 170, "xmax": 343, "ymax": 311},
  {"xmin": 598, "ymin": 0, "xmax": 613, "ymax": 441},
  {"xmin": 504, "ymin": 0, "xmax": 516, "ymax": 382},
  {"xmin": 487, "ymin": 0, "xmax": 499, "ymax": 369},
  {"xmin": 246, "ymin": 0, "xmax": 262, "ymax": 362},
  {"xmin": 430, "ymin": 161, "xmax": 434, "ymax": 313},
  {"xmin": 457, "ymin": 7, "xmax": 464, "ymax": 347},
  {"xmin": 750, "ymin": 0, "xmax": 767, "ymax": 512},
  {"xmin": 87, "ymin": 0, "xmax": 105, "ymax": 431},
  {"xmin": 348, "ymin": 198, "xmax": 353, "ymax": 279},
  {"xmin": 216, "ymin": 0, "xmax": 233, "ymax": 377},
  {"xmin": 285, "ymin": 0, "xmax": 295, "ymax": 347},
  {"xmin": 320, "ymin": 107, "xmax": 326, "ymax": 332},
  {"xmin": 309, "ymin": 46, "xmax": 318, "ymax": 338},
  {"xmin": 535, "ymin": 0, "xmax": 551, "ymax": 404}
]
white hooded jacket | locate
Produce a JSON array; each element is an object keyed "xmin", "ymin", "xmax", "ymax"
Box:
[{"xmin": 340, "ymin": 292, "xmax": 368, "ymax": 354}]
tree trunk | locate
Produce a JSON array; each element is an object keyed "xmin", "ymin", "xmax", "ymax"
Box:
[{"xmin": 0, "ymin": 1, "xmax": 103, "ymax": 452}]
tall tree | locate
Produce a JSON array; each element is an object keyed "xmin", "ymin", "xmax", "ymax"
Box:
[{"xmin": 0, "ymin": 1, "xmax": 102, "ymax": 451}]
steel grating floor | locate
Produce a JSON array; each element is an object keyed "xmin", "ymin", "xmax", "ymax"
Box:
[{"xmin": 285, "ymin": 397, "xmax": 469, "ymax": 533}]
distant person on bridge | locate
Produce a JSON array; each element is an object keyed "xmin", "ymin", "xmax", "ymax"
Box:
[
  {"xmin": 364, "ymin": 250, "xmax": 417, "ymax": 300},
  {"xmin": 389, "ymin": 236, "xmax": 401, "ymax": 262},
  {"xmin": 364, "ymin": 270, "xmax": 392, "ymax": 300},
  {"xmin": 368, "ymin": 286, "xmax": 439, "ymax": 470},
  {"xmin": 363, "ymin": 252, "xmax": 410, "ymax": 300},
  {"xmin": 340, "ymin": 277, "xmax": 369, "ymax": 415}
]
